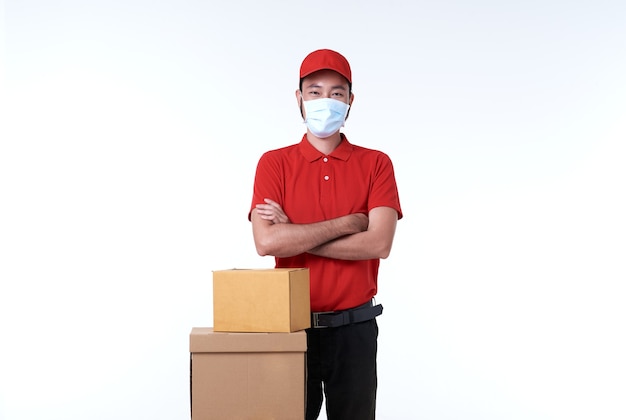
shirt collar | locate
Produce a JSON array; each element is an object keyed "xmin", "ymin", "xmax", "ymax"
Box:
[{"xmin": 298, "ymin": 133, "xmax": 354, "ymax": 162}]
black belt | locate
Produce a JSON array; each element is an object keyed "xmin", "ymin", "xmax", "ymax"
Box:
[{"xmin": 311, "ymin": 300, "xmax": 383, "ymax": 328}]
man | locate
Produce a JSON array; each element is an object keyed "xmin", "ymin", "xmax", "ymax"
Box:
[{"xmin": 249, "ymin": 49, "xmax": 402, "ymax": 420}]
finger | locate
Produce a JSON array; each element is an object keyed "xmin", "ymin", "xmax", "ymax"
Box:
[
  {"xmin": 264, "ymin": 198, "xmax": 283, "ymax": 210},
  {"xmin": 255, "ymin": 204, "xmax": 277, "ymax": 215}
]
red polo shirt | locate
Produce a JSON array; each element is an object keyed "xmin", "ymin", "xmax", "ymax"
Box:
[{"xmin": 250, "ymin": 134, "xmax": 403, "ymax": 312}]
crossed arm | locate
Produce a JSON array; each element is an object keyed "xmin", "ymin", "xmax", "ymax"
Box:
[{"xmin": 251, "ymin": 198, "xmax": 398, "ymax": 260}]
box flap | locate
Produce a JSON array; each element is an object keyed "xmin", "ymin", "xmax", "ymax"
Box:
[
  {"xmin": 212, "ymin": 267, "xmax": 308, "ymax": 274},
  {"xmin": 190, "ymin": 327, "xmax": 307, "ymax": 353}
]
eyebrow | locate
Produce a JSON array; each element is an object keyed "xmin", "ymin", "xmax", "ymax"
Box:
[{"xmin": 304, "ymin": 83, "xmax": 347, "ymax": 90}]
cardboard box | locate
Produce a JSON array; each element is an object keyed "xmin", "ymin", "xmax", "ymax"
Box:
[
  {"xmin": 190, "ymin": 327, "xmax": 307, "ymax": 420},
  {"xmin": 213, "ymin": 268, "xmax": 310, "ymax": 333}
]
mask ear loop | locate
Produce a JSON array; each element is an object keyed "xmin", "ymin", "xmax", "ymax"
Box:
[
  {"xmin": 345, "ymin": 90, "xmax": 353, "ymax": 121},
  {"xmin": 298, "ymin": 93, "xmax": 305, "ymax": 120}
]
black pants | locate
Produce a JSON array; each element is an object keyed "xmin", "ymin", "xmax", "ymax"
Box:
[{"xmin": 305, "ymin": 319, "xmax": 379, "ymax": 420}]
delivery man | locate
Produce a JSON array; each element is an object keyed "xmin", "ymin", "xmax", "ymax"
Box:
[{"xmin": 249, "ymin": 48, "xmax": 403, "ymax": 420}]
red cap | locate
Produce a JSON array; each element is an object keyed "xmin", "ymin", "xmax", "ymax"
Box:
[{"xmin": 299, "ymin": 49, "xmax": 352, "ymax": 84}]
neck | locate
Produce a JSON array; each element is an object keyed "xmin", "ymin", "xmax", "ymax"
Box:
[{"xmin": 306, "ymin": 131, "xmax": 343, "ymax": 155}]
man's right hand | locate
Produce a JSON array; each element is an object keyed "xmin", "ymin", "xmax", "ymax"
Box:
[{"xmin": 255, "ymin": 198, "xmax": 291, "ymax": 224}]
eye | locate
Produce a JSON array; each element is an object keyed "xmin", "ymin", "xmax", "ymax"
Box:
[{"xmin": 308, "ymin": 90, "xmax": 320, "ymax": 96}]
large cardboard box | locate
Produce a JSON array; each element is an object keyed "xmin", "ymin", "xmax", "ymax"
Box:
[
  {"xmin": 213, "ymin": 268, "xmax": 310, "ymax": 333},
  {"xmin": 190, "ymin": 327, "xmax": 307, "ymax": 420}
]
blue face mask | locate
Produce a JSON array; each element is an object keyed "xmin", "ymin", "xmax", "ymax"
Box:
[{"xmin": 302, "ymin": 98, "xmax": 350, "ymax": 138}]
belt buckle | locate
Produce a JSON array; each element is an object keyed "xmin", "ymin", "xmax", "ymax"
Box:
[{"xmin": 312, "ymin": 311, "xmax": 334, "ymax": 328}]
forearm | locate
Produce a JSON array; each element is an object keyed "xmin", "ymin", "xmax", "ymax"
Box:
[
  {"xmin": 309, "ymin": 230, "xmax": 388, "ymax": 260},
  {"xmin": 252, "ymin": 210, "xmax": 368, "ymax": 258},
  {"xmin": 309, "ymin": 206, "xmax": 398, "ymax": 260}
]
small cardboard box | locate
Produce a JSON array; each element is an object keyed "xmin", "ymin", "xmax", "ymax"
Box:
[
  {"xmin": 190, "ymin": 327, "xmax": 307, "ymax": 420},
  {"xmin": 213, "ymin": 268, "xmax": 310, "ymax": 333}
]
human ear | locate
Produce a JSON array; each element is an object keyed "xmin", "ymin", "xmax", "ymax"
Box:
[
  {"xmin": 345, "ymin": 92, "xmax": 354, "ymax": 120},
  {"xmin": 295, "ymin": 89, "xmax": 305, "ymax": 119}
]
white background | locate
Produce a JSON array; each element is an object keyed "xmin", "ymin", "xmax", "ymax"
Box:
[{"xmin": 1, "ymin": 1, "xmax": 625, "ymax": 419}]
